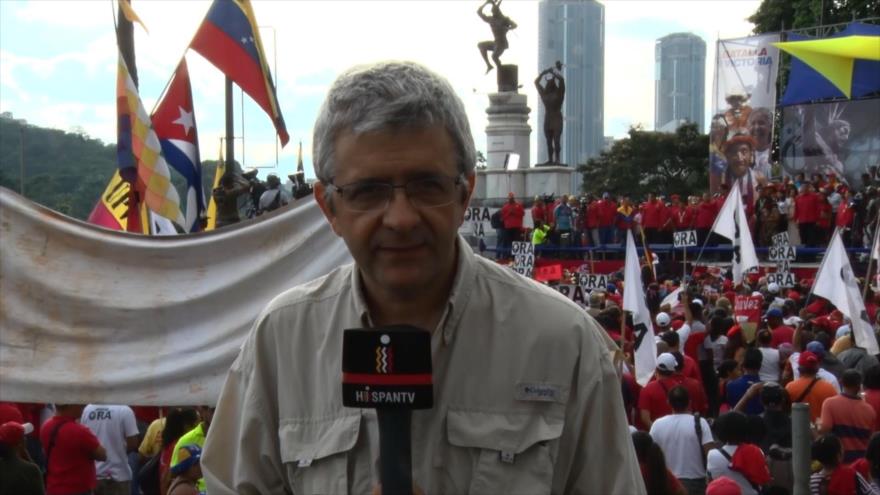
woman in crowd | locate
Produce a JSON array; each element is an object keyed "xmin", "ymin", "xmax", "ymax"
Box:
[
  {"xmin": 631, "ymin": 431, "xmax": 687, "ymax": 495},
  {"xmin": 810, "ymin": 434, "xmax": 874, "ymax": 495},
  {"xmin": 159, "ymin": 408, "xmax": 199, "ymax": 495}
]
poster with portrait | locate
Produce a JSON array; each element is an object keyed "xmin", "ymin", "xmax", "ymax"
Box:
[
  {"xmin": 710, "ymin": 34, "xmax": 781, "ymax": 202},
  {"xmin": 780, "ymin": 98, "xmax": 880, "ymax": 189}
]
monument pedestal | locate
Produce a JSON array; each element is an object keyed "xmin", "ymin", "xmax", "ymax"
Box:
[
  {"xmin": 485, "ymin": 92, "xmax": 531, "ymax": 172},
  {"xmin": 475, "ymin": 166, "xmax": 573, "ymax": 201}
]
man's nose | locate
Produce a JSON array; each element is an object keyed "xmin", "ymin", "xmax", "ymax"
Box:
[{"xmin": 382, "ymin": 188, "xmax": 420, "ymax": 230}]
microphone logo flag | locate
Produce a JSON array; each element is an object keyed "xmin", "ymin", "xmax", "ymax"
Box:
[{"xmin": 343, "ymin": 326, "xmax": 433, "ymax": 409}]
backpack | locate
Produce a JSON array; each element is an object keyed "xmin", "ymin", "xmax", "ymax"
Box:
[{"xmin": 490, "ymin": 210, "xmax": 503, "ymax": 229}]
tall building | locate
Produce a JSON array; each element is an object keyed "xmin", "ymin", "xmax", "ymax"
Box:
[
  {"xmin": 654, "ymin": 33, "xmax": 706, "ymax": 133},
  {"xmin": 537, "ymin": 0, "xmax": 604, "ymax": 192}
]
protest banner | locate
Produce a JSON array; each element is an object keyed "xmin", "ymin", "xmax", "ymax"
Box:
[
  {"xmin": 710, "ymin": 33, "xmax": 781, "ymax": 196},
  {"xmin": 554, "ymin": 284, "xmax": 588, "ymax": 308},
  {"xmin": 579, "ymin": 273, "xmax": 609, "ymax": 291},
  {"xmin": 734, "ymin": 294, "xmax": 763, "ymax": 342},
  {"xmin": 511, "ymin": 241, "xmax": 534, "ymax": 277}
]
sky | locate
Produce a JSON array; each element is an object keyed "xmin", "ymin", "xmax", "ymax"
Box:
[{"xmin": 0, "ymin": 0, "xmax": 761, "ymax": 181}]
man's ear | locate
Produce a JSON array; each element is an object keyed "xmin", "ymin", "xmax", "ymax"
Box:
[{"xmin": 313, "ymin": 182, "xmax": 342, "ymax": 236}]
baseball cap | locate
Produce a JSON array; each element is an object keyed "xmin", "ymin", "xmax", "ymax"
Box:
[
  {"xmin": 783, "ymin": 316, "xmax": 803, "ymax": 327},
  {"xmin": 655, "ymin": 312, "xmax": 671, "ymax": 327},
  {"xmin": 836, "ymin": 325, "xmax": 852, "ymax": 339},
  {"xmin": 806, "ymin": 341, "xmax": 826, "ymax": 359},
  {"xmin": 656, "ymin": 353, "xmax": 677, "ymax": 372},
  {"xmin": 706, "ymin": 476, "xmax": 742, "ymax": 495},
  {"xmin": 170, "ymin": 444, "xmax": 202, "ymax": 476},
  {"xmin": 767, "ymin": 282, "xmax": 780, "ymax": 294},
  {"xmin": 692, "ymin": 298, "xmax": 704, "ymax": 307},
  {"xmin": 798, "ymin": 351, "xmax": 820, "ymax": 370},
  {"xmin": 765, "ymin": 308, "xmax": 783, "ymax": 319},
  {"xmin": 0, "ymin": 421, "xmax": 34, "ymax": 446}
]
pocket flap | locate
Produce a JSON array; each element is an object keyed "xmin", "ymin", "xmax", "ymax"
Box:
[
  {"xmin": 279, "ymin": 414, "xmax": 360, "ymax": 464},
  {"xmin": 446, "ymin": 409, "xmax": 564, "ymax": 455}
]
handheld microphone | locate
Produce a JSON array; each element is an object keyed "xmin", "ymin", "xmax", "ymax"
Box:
[{"xmin": 342, "ymin": 325, "xmax": 433, "ymax": 495}]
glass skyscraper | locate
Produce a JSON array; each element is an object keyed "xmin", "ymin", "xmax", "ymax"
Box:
[
  {"xmin": 537, "ymin": 0, "xmax": 604, "ymax": 191},
  {"xmin": 654, "ymin": 32, "xmax": 706, "ymax": 133}
]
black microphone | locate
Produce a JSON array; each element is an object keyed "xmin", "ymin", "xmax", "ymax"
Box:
[{"xmin": 342, "ymin": 325, "xmax": 433, "ymax": 495}]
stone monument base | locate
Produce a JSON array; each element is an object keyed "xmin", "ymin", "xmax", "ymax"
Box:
[{"xmin": 475, "ymin": 166, "xmax": 573, "ymax": 201}]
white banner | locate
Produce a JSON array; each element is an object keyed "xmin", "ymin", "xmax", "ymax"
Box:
[
  {"xmin": 0, "ymin": 187, "xmax": 351, "ymax": 405},
  {"xmin": 710, "ymin": 33, "xmax": 781, "ymax": 195}
]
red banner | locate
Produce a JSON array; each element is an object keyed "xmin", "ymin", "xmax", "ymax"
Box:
[{"xmin": 534, "ymin": 264, "xmax": 563, "ymax": 282}]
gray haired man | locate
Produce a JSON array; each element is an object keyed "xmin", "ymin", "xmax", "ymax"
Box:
[{"xmin": 202, "ymin": 61, "xmax": 644, "ymax": 494}]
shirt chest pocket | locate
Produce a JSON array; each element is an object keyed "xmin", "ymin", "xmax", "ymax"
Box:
[
  {"xmin": 279, "ymin": 414, "xmax": 361, "ymax": 495},
  {"xmin": 437, "ymin": 408, "xmax": 564, "ymax": 495}
]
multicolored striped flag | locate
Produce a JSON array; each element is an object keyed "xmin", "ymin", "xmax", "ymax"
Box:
[
  {"xmin": 116, "ymin": 52, "xmax": 184, "ymax": 227},
  {"xmin": 190, "ymin": 0, "xmax": 289, "ymax": 146}
]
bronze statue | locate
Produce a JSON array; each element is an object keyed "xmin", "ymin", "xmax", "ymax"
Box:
[
  {"xmin": 536, "ymin": 61, "xmax": 565, "ymax": 165},
  {"xmin": 477, "ymin": 0, "xmax": 517, "ymax": 74}
]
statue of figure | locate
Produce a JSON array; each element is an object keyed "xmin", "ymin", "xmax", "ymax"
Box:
[
  {"xmin": 535, "ymin": 62, "xmax": 565, "ymax": 165},
  {"xmin": 477, "ymin": 0, "xmax": 517, "ymax": 74}
]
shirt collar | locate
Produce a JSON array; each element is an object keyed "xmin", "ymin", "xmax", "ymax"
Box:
[{"xmin": 349, "ymin": 234, "xmax": 476, "ymax": 345}]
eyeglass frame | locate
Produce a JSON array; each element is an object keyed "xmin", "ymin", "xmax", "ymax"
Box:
[{"xmin": 327, "ymin": 173, "xmax": 467, "ymax": 212}]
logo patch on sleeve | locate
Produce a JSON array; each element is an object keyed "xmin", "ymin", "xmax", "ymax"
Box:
[{"xmin": 515, "ymin": 383, "xmax": 566, "ymax": 403}]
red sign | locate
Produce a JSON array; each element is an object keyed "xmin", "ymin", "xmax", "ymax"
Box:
[
  {"xmin": 534, "ymin": 264, "xmax": 563, "ymax": 282},
  {"xmin": 734, "ymin": 295, "xmax": 763, "ymax": 342}
]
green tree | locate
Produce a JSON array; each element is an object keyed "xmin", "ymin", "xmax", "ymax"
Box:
[
  {"xmin": 578, "ymin": 123, "xmax": 708, "ymax": 200},
  {"xmin": 749, "ymin": 0, "xmax": 877, "ymax": 33}
]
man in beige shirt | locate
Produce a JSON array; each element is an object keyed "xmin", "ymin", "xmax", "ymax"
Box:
[{"xmin": 202, "ymin": 60, "xmax": 644, "ymax": 495}]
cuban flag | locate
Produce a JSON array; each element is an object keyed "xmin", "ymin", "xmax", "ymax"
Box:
[{"xmin": 151, "ymin": 59, "xmax": 206, "ymax": 233}]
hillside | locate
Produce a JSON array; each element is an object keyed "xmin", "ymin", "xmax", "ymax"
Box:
[{"xmin": 0, "ymin": 112, "xmax": 220, "ymax": 221}]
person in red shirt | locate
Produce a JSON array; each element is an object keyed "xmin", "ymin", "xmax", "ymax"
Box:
[
  {"xmin": 500, "ymin": 192, "xmax": 524, "ymax": 244},
  {"xmin": 695, "ymin": 193, "xmax": 718, "ymax": 246},
  {"xmin": 596, "ymin": 192, "xmax": 617, "ymax": 246},
  {"xmin": 819, "ymin": 369, "xmax": 877, "ymax": 462},
  {"xmin": 795, "ymin": 183, "xmax": 821, "ymax": 247},
  {"xmin": 40, "ymin": 404, "xmax": 107, "ymax": 495},
  {"xmin": 765, "ymin": 308, "xmax": 795, "ymax": 348},
  {"xmin": 638, "ymin": 353, "xmax": 707, "ymax": 430},
  {"xmin": 531, "ymin": 196, "xmax": 547, "ymax": 230},
  {"xmin": 640, "ymin": 193, "xmax": 666, "ymax": 245},
  {"xmin": 659, "ymin": 331, "xmax": 702, "ymax": 382},
  {"xmin": 836, "ymin": 189, "xmax": 855, "ymax": 246},
  {"xmin": 816, "ymin": 189, "xmax": 833, "ymax": 244},
  {"xmin": 584, "ymin": 194, "xmax": 600, "ymax": 247}
]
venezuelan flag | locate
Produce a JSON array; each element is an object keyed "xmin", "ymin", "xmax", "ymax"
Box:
[{"xmin": 190, "ymin": 0, "xmax": 289, "ymax": 146}]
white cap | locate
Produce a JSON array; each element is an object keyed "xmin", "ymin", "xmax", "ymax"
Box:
[
  {"xmin": 768, "ymin": 282, "xmax": 780, "ymax": 294},
  {"xmin": 655, "ymin": 312, "xmax": 671, "ymax": 327},
  {"xmin": 752, "ymin": 291, "xmax": 764, "ymax": 298},
  {"xmin": 656, "ymin": 352, "xmax": 678, "ymax": 372},
  {"xmin": 692, "ymin": 298, "xmax": 704, "ymax": 307},
  {"xmin": 836, "ymin": 325, "xmax": 852, "ymax": 339},
  {"xmin": 783, "ymin": 316, "xmax": 803, "ymax": 326}
]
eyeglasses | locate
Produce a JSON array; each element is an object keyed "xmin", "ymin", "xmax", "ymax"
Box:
[{"xmin": 329, "ymin": 174, "xmax": 464, "ymax": 212}]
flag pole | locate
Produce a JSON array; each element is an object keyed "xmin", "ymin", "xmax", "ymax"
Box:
[
  {"xmin": 225, "ymin": 76, "xmax": 235, "ymax": 173},
  {"xmin": 691, "ymin": 181, "xmax": 740, "ymax": 280}
]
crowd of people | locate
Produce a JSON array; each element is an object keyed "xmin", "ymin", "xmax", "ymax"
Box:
[
  {"xmin": 0, "ymin": 402, "xmax": 212, "ymax": 495},
  {"xmin": 492, "ymin": 168, "xmax": 880, "ymax": 257},
  {"xmin": 584, "ymin": 264, "xmax": 880, "ymax": 494}
]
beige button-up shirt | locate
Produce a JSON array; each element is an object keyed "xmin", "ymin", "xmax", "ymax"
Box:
[{"xmin": 202, "ymin": 236, "xmax": 645, "ymax": 494}]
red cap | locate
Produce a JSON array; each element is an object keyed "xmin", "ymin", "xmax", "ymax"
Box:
[
  {"xmin": 706, "ymin": 476, "xmax": 742, "ymax": 495},
  {"xmin": 0, "ymin": 403, "xmax": 23, "ymax": 425},
  {"xmin": 798, "ymin": 351, "xmax": 820, "ymax": 370},
  {"xmin": 787, "ymin": 290, "xmax": 801, "ymax": 301},
  {"xmin": 671, "ymin": 319, "xmax": 684, "ymax": 330},
  {"xmin": 0, "ymin": 421, "xmax": 33, "ymax": 446},
  {"xmin": 830, "ymin": 310, "xmax": 844, "ymax": 321}
]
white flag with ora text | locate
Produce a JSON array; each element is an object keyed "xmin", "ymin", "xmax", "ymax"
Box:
[
  {"xmin": 813, "ymin": 229, "xmax": 879, "ymax": 355},
  {"xmin": 623, "ymin": 230, "xmax": 657, "ymax": 386},
  {"xmin": 711, "ymin": 180, "xmax": 758, "ymax": 285}
]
